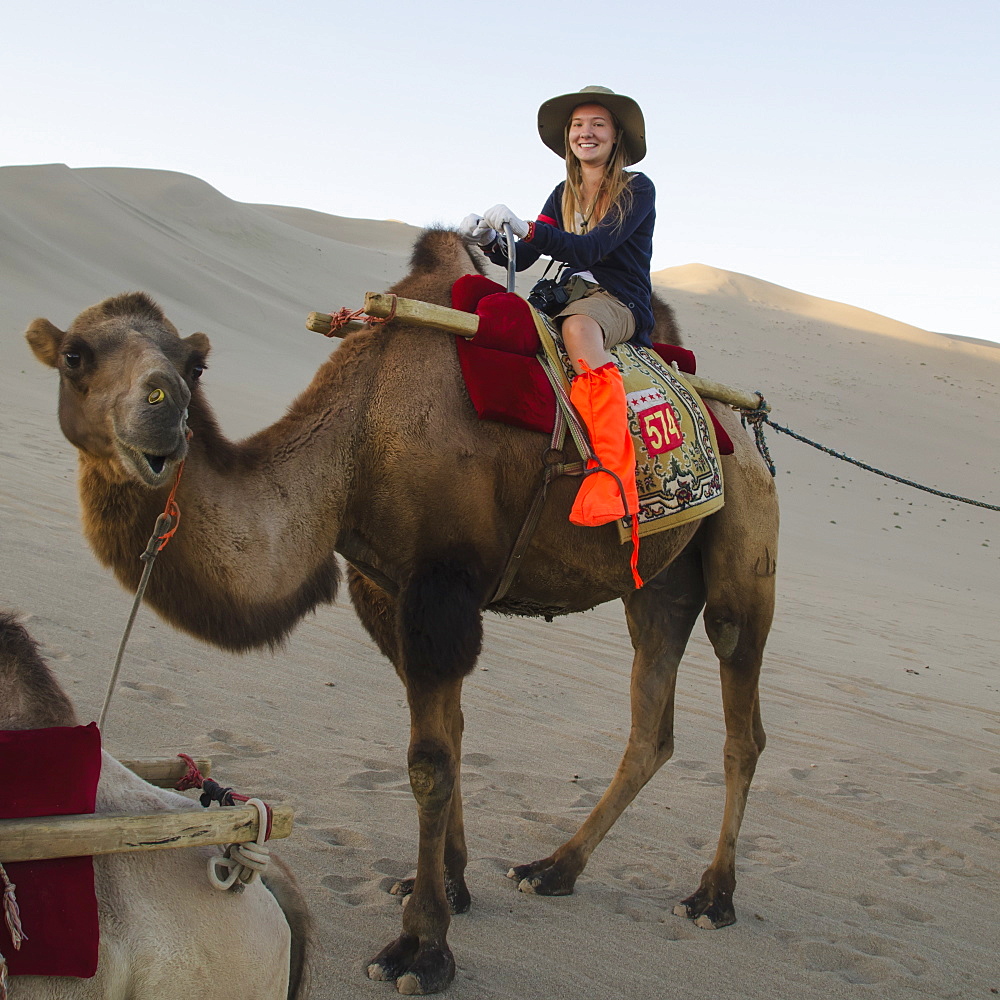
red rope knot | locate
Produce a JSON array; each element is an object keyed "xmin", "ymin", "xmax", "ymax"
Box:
[
  {"xmin": 323, "ymin": 306, "xmax": 368, "ymax": 336},
  {"xmin": 322, "ymin": 295, "xmax": 398, "ymax": 336},
  {"xmin": 174, "ymin": 754, "xmax": 273, "ymax": 840}
]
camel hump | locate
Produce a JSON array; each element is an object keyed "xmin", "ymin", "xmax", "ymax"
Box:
[
  {"xmin": 405, "ymin": 227, "xmax": 485, "ymax": 280},
  {"xmin": 0, "ymin": 610, "xmax": 79, "ymax": 729}
]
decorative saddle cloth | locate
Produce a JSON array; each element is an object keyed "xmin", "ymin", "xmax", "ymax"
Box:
[
  {"xmin": 0, "ymin": 722, "xmax": 101, "ymax": 981},
  {"xmin": 451, "ymin": 276, "xmax": 727, "ymax": 540}
]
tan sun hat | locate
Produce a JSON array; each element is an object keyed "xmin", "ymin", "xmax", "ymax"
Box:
[{"xmin": 537, "ymin": 85, "xmax": 646, "ymax": 166}]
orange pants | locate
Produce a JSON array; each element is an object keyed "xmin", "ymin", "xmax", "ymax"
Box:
[{"xmin": 569, "ymin": 361, "xmax": 643, "ymax": 587}]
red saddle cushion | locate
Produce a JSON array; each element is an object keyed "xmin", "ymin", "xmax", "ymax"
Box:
[
  {"xmin": 1, "ymin": 722, "xmax": 101, "ymax": 978},
  {"xmin": 450, "ymin": 275, "xmax": 733, "ymax": 453}
]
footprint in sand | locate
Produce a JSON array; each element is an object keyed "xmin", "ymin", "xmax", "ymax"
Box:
[
  {"xmin": 879, "ymin": 837, "xmax": 968, "ymax": 881},
  {"xmin": 903, "ymin": 768, "xmax": 966, "ymax": 785},
  {"xmin": 341, "ymin": 767, "xmax": 408, "ymax": 790},
  {"xmin": 121, "ymin": 681, "xmax": 187, "ymax": 708},
  {"xmin": 790, "ymin": 935, "xmax": 928, "ymax": 984},
  {"xmin": 204, "ymin": 728, "xmax": 276, "ymax": 756},
  {"xmin": 321, "ymin": 873, "xmax": 368, "ymax": 906},
  {"xmin": 855, "ymin": 893, "xmax": 935, "ymax": 924},
  {"xmin": 672, "ymin": 758, "xmax": 712, "ymax": 772},
  {"xmin": 742, "ymin": 833, "xmax": 799, "ymax": 869},
  {"xmin": 314, "ymin": 827, "xmax": 374, "ymax": 850},
  {"xmin": 970, "ymin": 816, "xmax": 1000, "ymax": 840},
  {"xmin": 518, "ymin": 810, "xmax": 579, "ymax": 835}
]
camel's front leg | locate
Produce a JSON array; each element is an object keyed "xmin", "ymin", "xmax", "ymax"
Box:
[
  {"xmin": 509, "ymin": 548, "xmax": 705, "ymax": 895},
  {"xmin": 365, "ymin": 551, "xmax": 488, "ymax": 994},
  {"xmin": 348, "ymin": 566, "xmax": 471, "ymax": 914},
  {"xmin": 367, "ymin": 678, "xmax": 464, "ymax": 994},
  {"xmin": 390, "ymin": 705, "xmax": 471, "ymax": 915}
]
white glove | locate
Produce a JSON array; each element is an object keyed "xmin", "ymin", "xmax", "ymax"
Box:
[
  {"xmin": 483, "ymin": 204, "xmax": 529, "ymax": 239},
  {"xmin": 458, "ymin": 213, "xmax": 497, "ymax": 246}
]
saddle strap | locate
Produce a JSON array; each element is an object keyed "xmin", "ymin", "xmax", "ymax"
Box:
[{"xmin": 490, "ymin": 352, "xmax": 587, "ymax": 604}]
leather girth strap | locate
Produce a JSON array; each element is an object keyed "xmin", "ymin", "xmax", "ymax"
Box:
[{"xmin": 489, "ymin": 351, "xmax": 591, "ymax": 604}]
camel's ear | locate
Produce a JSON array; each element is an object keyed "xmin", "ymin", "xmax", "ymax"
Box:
[
  {"xmin": 183, "ymin": 331, "xmax": 211, "ymax": 358},
  {"xmin": 25, "ymin": 319, "xmax": 66, "ymax": 369}
]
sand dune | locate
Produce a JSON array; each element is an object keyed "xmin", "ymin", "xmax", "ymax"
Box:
[{"xmin": 1, "ymin": 164, "xmax": 997, "ymax": 999}]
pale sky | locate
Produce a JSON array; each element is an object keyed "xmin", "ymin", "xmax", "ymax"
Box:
[{"xmin": 3, "ymin": 0, "xmax": 998, "ymax": 342}]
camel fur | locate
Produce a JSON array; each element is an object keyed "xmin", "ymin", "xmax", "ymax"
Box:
[
  {"xmin": 0, "ymin": 611, "xmax": 311, "ymax": 1000},
  {"xmin": 26, "ymin": 228, "xmax": 778, "ymax": 994}
]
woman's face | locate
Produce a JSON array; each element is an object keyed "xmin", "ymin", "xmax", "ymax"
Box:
[{"xmin": 568, "ymin": 103, "xmax": 617, "ymax": 168}]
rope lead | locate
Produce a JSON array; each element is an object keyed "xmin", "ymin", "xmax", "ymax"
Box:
[{"xmin": 741, "ymin": 396, "xmax": 999, "ymax": 511}]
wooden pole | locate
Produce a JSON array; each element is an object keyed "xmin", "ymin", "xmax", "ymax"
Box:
[
  {"xmin": 0, "ymin": 804, "xmax": 294, "ymax": 863},
  {"xmin": 305, "ymin": 312, "xmax": 365, "ymax": 337},
  {"xmin": 119, "ymin": 756, "xmax": 212, "ymax": 788},
  {"xmin": 306, "ymin": 294, "xmax": 765, "ymax": 410},
  {"xmin": 682, "ymin": 374, "xmax": 767, "ymax": 413},
  {"xmin": 363, "ymin": 293, "xmax": 479, "ymax": 337}
]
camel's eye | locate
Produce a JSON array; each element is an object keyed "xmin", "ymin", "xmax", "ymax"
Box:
[
  {"xmin": 190, "ymin": 363, "xmax": 206, "ymax": 382},
  {"xmin": 63, "ymin": 350, "xmax": 82, "ymax": 369}
]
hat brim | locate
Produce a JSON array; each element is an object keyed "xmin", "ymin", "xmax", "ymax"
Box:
[{"xmin": 537, "ymin": 90, "xmax": 646, "ymax": 166}]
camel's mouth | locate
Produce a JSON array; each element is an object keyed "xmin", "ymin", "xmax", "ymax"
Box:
[
  {"xmin": 144, "ymin": 453, "xmax": 168, "ymax": 476},
  {"xmin": 115, "ymin": 438, "xmax": 187, "ymax": 487}
]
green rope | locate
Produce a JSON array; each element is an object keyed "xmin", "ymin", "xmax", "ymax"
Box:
[{"xmin": 741, "ymin": 397, "xmax": 999, "ymax": 512}]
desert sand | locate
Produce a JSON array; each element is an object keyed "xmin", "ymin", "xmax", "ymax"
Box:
[{"xmin": 1, "ymin": 164, "xmax": 997, "ymax": 999}]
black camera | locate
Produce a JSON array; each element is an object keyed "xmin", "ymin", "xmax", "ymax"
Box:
[{"xmin": 528, "ymin": 277, "xmax": 571, "ymax": 316}]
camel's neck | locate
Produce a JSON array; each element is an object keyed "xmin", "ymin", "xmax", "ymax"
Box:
[{"xmin": 79, "ymin": 356, "xmax": 358, "ymax": 652}]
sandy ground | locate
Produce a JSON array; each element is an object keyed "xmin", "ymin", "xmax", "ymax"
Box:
[{"xmin": 1, "ymin": 164, "xmax": 997, "ymax": 999}]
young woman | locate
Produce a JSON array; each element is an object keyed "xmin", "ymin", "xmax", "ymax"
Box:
[{"xmin": 460, "ymin": 85, "xmax": 654, "ymax": 534}]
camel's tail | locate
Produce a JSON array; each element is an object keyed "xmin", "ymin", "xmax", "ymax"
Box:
[{"xmin": 262, "ymin": 854, "xmax": 313, "ymax": 1000}]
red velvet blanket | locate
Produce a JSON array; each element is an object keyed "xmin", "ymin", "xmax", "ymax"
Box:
[
  {"xmin": 1, "ymin": 722, "xmax": 101, "ymax": 978},
  {"xmin": 451, "ymin": 275, "xmax": 733, "ymax": 454}
]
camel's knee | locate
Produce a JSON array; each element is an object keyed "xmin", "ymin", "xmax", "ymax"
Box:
[
  {"xmin": 704, "ymin": 613, "xmax": 741, "ymax": 662},
  {"xmin": 408, "ymin": 741, "xmax": 456, "ymax": 811},
  {"xmin": 723, "ymin": 735, "xmax": 762, "ymax": 777}
]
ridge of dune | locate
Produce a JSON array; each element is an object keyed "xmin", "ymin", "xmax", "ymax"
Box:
[{"xmin": 652, "ymin": 261, "xmax": 958, "ymax": 350}]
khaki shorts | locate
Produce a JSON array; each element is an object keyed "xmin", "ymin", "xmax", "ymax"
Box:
[{"xmin": 555, "ymin": 285, "xmax": 635, "ymax": 349}]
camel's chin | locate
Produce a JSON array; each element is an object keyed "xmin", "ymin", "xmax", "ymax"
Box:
[{"xmin": 116, "ymin": 441, "xmax": 186, "ymax": 488}]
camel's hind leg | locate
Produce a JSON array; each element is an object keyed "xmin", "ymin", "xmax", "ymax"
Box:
[
  {"xmin": 676, "ymin": 453, "xmax": 777, "ymax": 929},
  {"xmin": 509, "ymin": 546, "xmax": 706, "ymax": 895}
]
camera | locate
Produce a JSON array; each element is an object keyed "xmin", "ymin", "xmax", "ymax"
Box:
[{"xmin": 527, "ymin": 277, "xmax": 571, "ymax": 316}]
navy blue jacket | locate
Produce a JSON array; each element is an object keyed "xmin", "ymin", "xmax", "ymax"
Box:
[{"xmin": 485, "ymin": 172, "xmax": 656, "ymax": 346}]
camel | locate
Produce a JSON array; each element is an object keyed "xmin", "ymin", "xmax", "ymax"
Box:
[
  {"xmin": 25, "ymin": 229, "xmax": 778, "ymax": 995},
  {"xmin": 0, "ymin": 610, "xmax": 311, "ymax": 999}
]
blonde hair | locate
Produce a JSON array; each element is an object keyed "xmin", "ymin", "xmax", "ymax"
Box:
[{"xmin": 559, "ymin": 111, "xmax": 634, "ymax": 235}]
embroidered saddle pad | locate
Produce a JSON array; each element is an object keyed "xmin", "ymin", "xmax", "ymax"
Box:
[{"xmin": 532, "ymin": 309, "xmax": 725, "ymax": 542}]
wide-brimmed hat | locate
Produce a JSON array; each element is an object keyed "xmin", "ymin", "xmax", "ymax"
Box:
[{"xmin": 537, "ymin": 85, "xmax": 646, "ymax": 166}]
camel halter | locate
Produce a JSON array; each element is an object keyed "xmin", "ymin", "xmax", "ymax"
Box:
[{"xmin": 98, "ymin": 442, "xmax": 188, "ymax": 731}]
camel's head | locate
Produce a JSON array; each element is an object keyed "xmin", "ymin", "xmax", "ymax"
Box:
[{"xmin": 26, "ymin": 292, "xmax": 210, "ymax": 488}]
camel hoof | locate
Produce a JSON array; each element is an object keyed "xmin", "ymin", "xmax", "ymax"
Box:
[
  {"xmin": 510, "ymin": 862, "xmax": 576, "ymax": 896},
  {"xmin": 675, "ymin": 889, "xmax": 737, "ymax": 929},
  {"xmin": 367, "ymin": 935, "xmax": 455, "ymax": 994}
]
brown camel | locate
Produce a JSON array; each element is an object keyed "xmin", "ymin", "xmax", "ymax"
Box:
[
  {"xmin": 26, "ymin": 229, "xmax": 778, "ymax": 995},
  {"xmin": 0, "ymin": 610, "xmax": 311, "ymax": 999}
]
